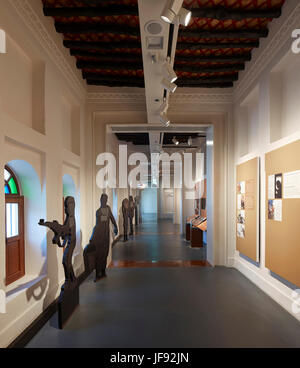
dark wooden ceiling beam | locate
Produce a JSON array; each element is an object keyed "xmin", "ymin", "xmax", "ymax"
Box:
[
  {"xmin": 180, "ymin": 28, "xmax": 268, "ymax": 39},
  {"xmin": 83, "ymin": 73, "xmax": 237, "ymax": 83},
  {"xmin": 77, "ymin": 60, "xmax": 143, "ymax": 70},
  {"xmin": 87, "ymin": 79, "xmax": 233, "ymax": 88},
  {"xmin": 76, "ymin": 59, "xmax": 244, "ymax": 73},
  {"xmin": 44, "ymin": 5, "xmax": 139, "ymax": 17},
  {"xmin": 44, "ymin": 6, "xmax": 280, "ymax": 20},
  {"xmin": 177, "ymin": 41, "xmax": 259, "ymax": 50},
  {"xmin": 56, "ymin": 23, "xmax": 267, "ymax": 39},
  {"xmin": 76, "ymin": 59, "xmax": 143, "ymax": 69},
  {"xmin": 190, "ymin": 7, "xmax": 281, "ymax": 20},
  {"xmin": 64, "ymin": 40, "xmax": 141, "ymax": 50},
  {"xmin": 74, "ymin": 52, "xmax": 250, "ymax": 66},
  {"xmin": 176, "ymin": 64, "xmax": 245, "ymax": 73},
  {"xmin": 55, "ymin": 23, "xmax": 140, "ymax": 36},
  {"xmin": 176, "ymin": 54, "xmax": 251, "ymax": 62},
  {"xmin": 71, "ymin": 50, "xmax": 142, "ymax": 58},
  {"xmin": 76, "ymin": 58, "xmax": 245, "ymax": 73},
  {"xmin": 64, "ymin": 40, "xmax": 258, "ymax": 51},
  {"xmin": 87, "ymin": 79, "xmax": 144, "ymax": 88}
]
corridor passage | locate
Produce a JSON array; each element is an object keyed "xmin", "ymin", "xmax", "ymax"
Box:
[{"xmin": 26, "ymin": 221, "xmax": 300, "ymax": 348}]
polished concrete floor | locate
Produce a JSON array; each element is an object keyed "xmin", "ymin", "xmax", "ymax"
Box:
[
  {"xmin": 26, "ymin": 220, "xmax": 300, "ymax": 348},
  {"xmin": 112, "ymin": 219, "xmax": 206, "ymax": 262}
]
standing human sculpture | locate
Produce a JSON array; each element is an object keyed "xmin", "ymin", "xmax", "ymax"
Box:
[
  {"xmin": 84, "ymin": 194, "xmax": 118, "ymax": 283},
  {"xmin": 129, "ymin": 196, "xmax": 135, "ymax": 236},
  {"xmin": 39, "ymin": 196, "xmax": 77, "ymax": 290},
  {"xmin": 134, "ymin": 196, "xmax": 139, "ymax": 227},
  {"xmin": 39, "ymin": 196, "xmax": 79, "ymax": 328},
  {"xmin": 122, "ymin": 198, "xmax": 129, "ymax": 242}
]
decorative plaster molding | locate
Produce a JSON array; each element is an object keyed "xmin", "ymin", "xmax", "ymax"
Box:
[
  {"xmin": 86, "ymin": 92, "xmax": 146, "ymax": 105},
  {"xmin": 8, "ymin": 0, "xmax": 86, "ymax": 99},
  {"xmin": 234, "ymin": 2, "xmax": 300, "ymax": 102},
  {"xmin": 171, "ymin": 92, "xmax": 233, "ymax": 104},
  {"xmin": 86, "ymin": 91, "xmax": 233, "ymax": 105}
]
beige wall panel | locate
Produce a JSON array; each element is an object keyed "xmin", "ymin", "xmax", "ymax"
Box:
[
  {"xmin": 265, "ymin": 140, "xmax": 300, "ymax": 287},
  {"xmin": 236, "ymin": 157, "xmax": 259, "ymax": 261}
]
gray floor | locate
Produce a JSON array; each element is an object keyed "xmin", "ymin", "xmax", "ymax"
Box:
[
  {"xmin": 26, "ymin": 220, "xmax": 300, "ymax": 348},
  {"xmin": 112, "ymin": 220, "xmax": 206, "ymax": 262}
]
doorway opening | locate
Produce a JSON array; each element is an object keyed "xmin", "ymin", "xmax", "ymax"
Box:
[{"xmin": 105, "ymin": 124, "xmax": 214, "ymax": 267}]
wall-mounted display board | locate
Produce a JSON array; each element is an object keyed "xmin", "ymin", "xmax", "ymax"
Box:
[
  {"xmin": 236, "ymin": 157, "xmax": 260, "ymax": 262},
  {"xmin": 265, "ymin": 140, "xmax": 300, "ymax": 287},
  {"xmin": 195, "ymin": 178, "xmax": 207, "ymax": 217}
]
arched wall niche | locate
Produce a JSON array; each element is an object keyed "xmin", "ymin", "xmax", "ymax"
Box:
[{"xmin": 6, "ymin": 159, "xmax": 47, "ymax": 283}]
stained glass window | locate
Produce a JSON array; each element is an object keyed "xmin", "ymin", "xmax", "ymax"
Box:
[{"xmin": 4, "ymin": 166, "xmax": 20, "ymax": 195}]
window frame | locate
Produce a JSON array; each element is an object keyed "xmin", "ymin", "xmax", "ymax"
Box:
[{"xmin": 4, "ymin": 166, "xmax": 25, "ymax": 286}]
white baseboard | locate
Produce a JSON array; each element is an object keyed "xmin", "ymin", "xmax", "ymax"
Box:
[
  {"xmin": 226, "ymin": 257, "xmax": 235, "ymax": 267},
  {"xmin": 234, "ymin": 256, "xmax": 300, "ymax": 322}
]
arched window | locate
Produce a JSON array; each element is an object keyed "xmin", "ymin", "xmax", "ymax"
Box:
[{"xmin": 4, "ymin": 166, "xmax": 25, "ymax": 285}]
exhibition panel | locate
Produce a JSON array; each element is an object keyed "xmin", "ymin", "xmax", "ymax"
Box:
[
  {"xmin": 265, "ymin": 140, "xmax": 300, "ymax": 287},
  {"xmin": 236, "ymin": 157, "xmax": 260, "ymax": 262}
]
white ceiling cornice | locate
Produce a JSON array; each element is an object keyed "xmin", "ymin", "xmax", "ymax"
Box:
[
  {"xmin": 8, "ymin": 0, "xmax": 86, "ymax": 100},
  {"xmin": 86, "ymin": 91, "xmax": 233, "ymax": 106},
  {"xmin": 234, "ymin": 1, "xmax": 300, "ymax": 102}
]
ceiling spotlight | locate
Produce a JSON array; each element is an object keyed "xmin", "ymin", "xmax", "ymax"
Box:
[
  {"xmin": 161, "ymin": 0, "xmax": 183, "ymax": 24},
  {"xmin": 160, "ymin": 112, "xmax": 170, "ymax": 127},
  {"xmin": 172, "ymin": 137, "xmax": 179, "ymax": 146},
  {"xmin": 162, "ymin": 78, "xmax": 177, "ymax": 93},
  {"xmin": 162, "ymin": 60, "xmax": 177, "ymax": 83},
  {"xmin": 159, "ymin": 100, "xmax": 169, "ymax": 113},
  {"xmin": 188, "ymin": 136, "xmax": 193, "ymax": 146},
  {"xmin": 161, "ymin": 0, "xmax": 192, "ymax": 27},
  {"xmin": 178, "ymin": 8, "xmax": 192, "ymax": 27}
]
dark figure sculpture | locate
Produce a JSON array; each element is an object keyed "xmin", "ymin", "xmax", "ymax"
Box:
[
  {"xmin": 122, "ymin": 198, "xmax": 129, "ymax": 242},
  {"xmin": 84, "ymin": 194, "xmax": 118, "ymax": 283},
  {"xmin": 39, "ymin": 197, "xmax": 78, "ymax": 329},
  {"xmin": 129, "ymin": 196, "xmax": 135, "ymax": 236},
  {"xmin": 134, "ymin": 196, "xmax": 139, "ymax": 227},
  {"xmin": 39, "ymin": 196, "xmax": 77, "ymax": 289}
]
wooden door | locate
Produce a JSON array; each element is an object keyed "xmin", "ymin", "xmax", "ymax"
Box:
[{"xmin": 5, "ymin": 195, "xmax": 25, "ymax": 286}]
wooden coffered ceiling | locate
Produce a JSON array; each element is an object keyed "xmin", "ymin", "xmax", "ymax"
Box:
[{"xmin": 42, "ymin": 0, "xmax": 285, "ymax": 88}]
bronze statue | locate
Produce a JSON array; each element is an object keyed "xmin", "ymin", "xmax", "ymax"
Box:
[
  {"xmin": 122, "ymin": 198, "xmax": 129, "ymax": 242},
  {"xmin": 39, "ymin": 196, "xmax": 78, "ymax": 329},
  {"xmin": 84, "ymin": 194, "xmax": 118, "ymax": 283},
  {"xmin": 39, "ymin": 196, "xmax": 77, "ymax": 289},
  {"xmin": 129, "ymin": 196, "xmax": 135, "ymax": 236}
]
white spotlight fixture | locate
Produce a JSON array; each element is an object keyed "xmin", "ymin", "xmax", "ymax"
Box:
[
  {"xmin": 162, "ymin": 78, "xmax": 177, "ymax": 93},
  {"xmin": 160, "ymin": 112, "xmax": 171, "ymax": 127},
  {"xmin": 161, "ymin": 0, "xmax": 192, "ymax": 27},
  {"xmin": 178, "ymin": 7, "xmax": 192, "ymax": 26},
  {"xmin": 162, "ymin": 59, "xmax": 177, "ymax": 83},
  {"xmin": 172, "ymin": 137, "xmax": 179, "ymax": 146},
  {"xmin": 188, "ymin": 136, "xmax": 193, "ymax": 146},
  {"xmin": 159, "ymin": 100, "xmax": 169, "ymax": 113}
]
